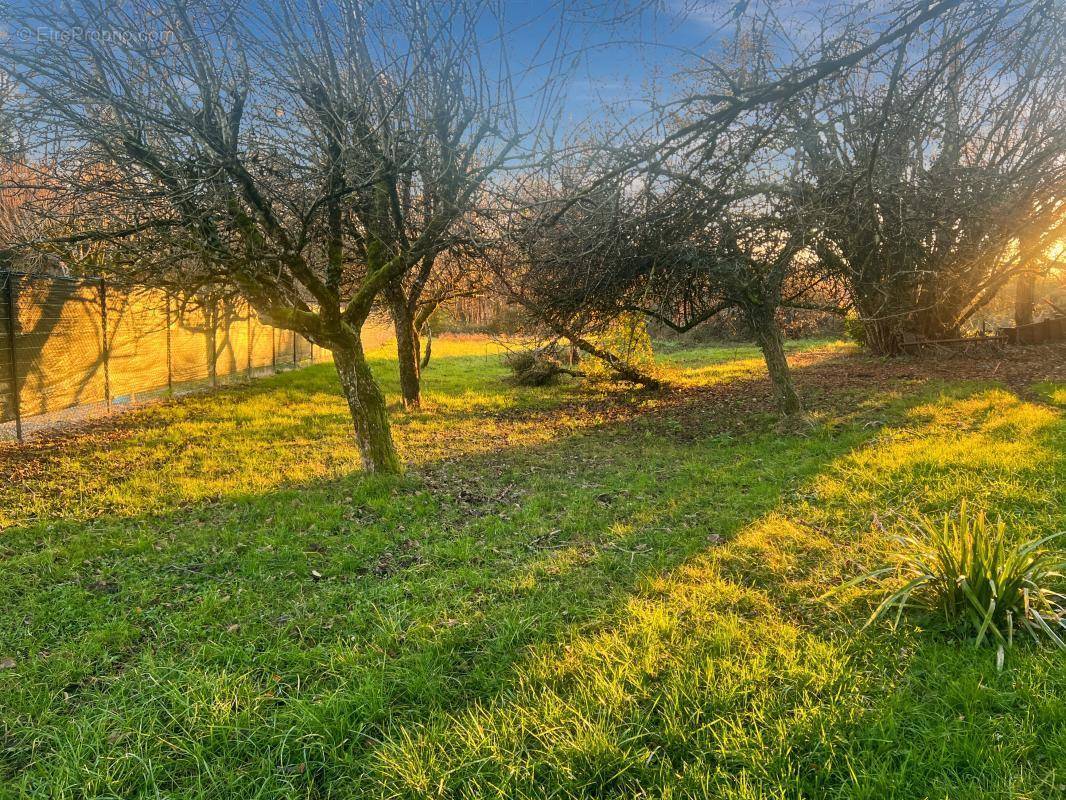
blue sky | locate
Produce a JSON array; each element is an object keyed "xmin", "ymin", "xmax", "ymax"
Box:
[
  {"xmin": 494, "ymin": 0, "xmax": 741, "ymax": 132},
  {"xmin": 2, "ymin": 0, "xmax": 734, "ymax": 134},
  {"xmin": 1, "ymin": 0, "xmax": 819, "ymax": 141}
]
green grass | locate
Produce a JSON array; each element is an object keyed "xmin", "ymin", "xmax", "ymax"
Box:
[{"xmin": 2, "ymin": 337, "xmax": 1065, "ymax": 798}]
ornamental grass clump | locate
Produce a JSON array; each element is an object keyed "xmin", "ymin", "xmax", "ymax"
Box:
[{"xmin": 853, "ymin": 503, "xmax": 1066, "ymax": 659}]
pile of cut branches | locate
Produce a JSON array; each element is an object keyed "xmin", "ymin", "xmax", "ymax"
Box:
[{"xmin": 502, "ymin": 342, "xmax": 584, "ymax": 386}]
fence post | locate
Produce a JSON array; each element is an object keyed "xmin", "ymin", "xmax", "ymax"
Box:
[
  {"xmin": 209, "ymin": 299, "xmax": 218, "ymax": 388},
  {"xmin": 99, "ymin": 278, "xmax": 112, "ymax": 411},
  {"xmin": 246, "ymin": 302, "xmax": 252, "ymax": 380},
  {"xmin": 4, "ymin": 272, "xmax": 22, "ymax": 443},
  {"xmin": 165, "ymin": 291, "xmax": 173, "ymax": 396},
  {"xmin": 271, "ymin": 325, "xmax": 276, "ymax": 373},
  {"xmin": 292, "ymin": 330, "xmax": 297, "ymax": 367}
]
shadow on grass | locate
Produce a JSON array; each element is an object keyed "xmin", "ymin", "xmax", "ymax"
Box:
[
  {"xmin": 0, "ymin": 364, "xmax": 879, "ymax": 794},
  {"xmin": 2, "ymin": 346, "xmax": 1066, "ymax": 797},
  {"xmin": 0, "ymin": 345, "xmax": 816, "ymax": 531},
  {"xmin": 352, "ymin": 381, "xmax": 1066, "ymax": 799}
]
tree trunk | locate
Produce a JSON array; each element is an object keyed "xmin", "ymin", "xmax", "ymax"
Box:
[
  {"xmin": 1015, "ymin": 271, "xmax": 1036, "ymax": 328},
  {"xmin": 851, "ymin": 292, "xmax": 905, "ymax": 356},
  {"xmin": 419, "ymin": 324, "xmax": 432, "ymax": 370},
  {"xmin": 332, "ymin": 341, "xmax": 403, "ymax": 474},
  {"xmin": 387, "ymin": 292, "xmax": 421, "ymax": 409},
  {"xmin": 567, "ymin": 331, "xmax": 661, "ymax": 387},
  {"xmin": 747, "ymin": 305, "xmax": 802, "ymax": 415},
  {"xmin": 847, "ymin": 273, "xmax": 965, "ymax": 355}
]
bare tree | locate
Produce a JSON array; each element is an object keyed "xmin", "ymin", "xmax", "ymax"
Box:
[
  {"xmin": 1, "ymin": 0, "xmax": 541, "ymax": 472},
  {"xmin": 485, "ymin": 163, "xmax": 667, "ymax": 389},
  {"xmin": 495, "ymin": 122, "xmax": 824, "ymax": 413},
  {"xmin": 790, "ymin": 0, "xmax": 1066, "ymax": 353},
  {"xmin": 486, "ymin": 0, "xmax": 1048, "ymax": 410},
  {"xmin": 380, "ymin": 245, "xmax": 491, "ymax": 407},
  {"xmin": 0, "ymin": 74, "xmax": 20, "ymax": 161}
]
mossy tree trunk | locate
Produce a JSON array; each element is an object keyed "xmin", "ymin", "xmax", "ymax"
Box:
[
  {"xmin": 332, "ymin": 340, "xmax": 403, "ymax": 474},
  {"xmin": 419, "ymin": 324, "xmax": 433, "ymax": 370},
  {"xmin": 386, "ymin": 286, "xmax": 422, "ymax": 409},
  {"xmin": 747, "ymin": 303, "xmax": 802, "ymax": 416}
]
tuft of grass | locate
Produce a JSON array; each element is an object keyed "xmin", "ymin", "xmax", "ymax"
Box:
[{"xmin": 855, "ymin": 502, "xmax": 1066, "ymax": 656}]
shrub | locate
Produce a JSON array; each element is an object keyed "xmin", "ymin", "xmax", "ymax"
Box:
[
  {"xmin": 843, "ymin": 311, "xmax": 867, "ymax": 348},
  {"xmin": 849, "ymin": 503, "xmax": 1066, "ymax": 659}
]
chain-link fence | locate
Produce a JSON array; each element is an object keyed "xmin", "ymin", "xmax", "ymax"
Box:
[{"xmin": 1, "ymin": 271, "xmax": 387, "ymax": 442}]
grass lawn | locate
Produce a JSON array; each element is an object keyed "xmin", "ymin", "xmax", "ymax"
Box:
[{"xmin": 2, "ymin": 336, "xmax": 1065, "ymax": 799}]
